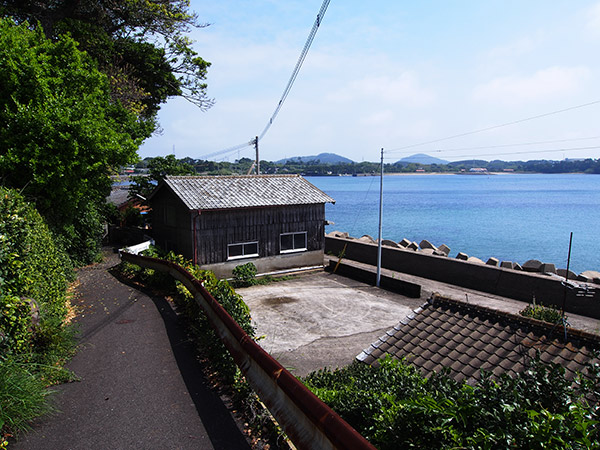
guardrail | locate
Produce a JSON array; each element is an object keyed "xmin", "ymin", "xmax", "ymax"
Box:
[{"xmin": 120, "ymin": 251, "xmax": 376, "ymax": 450}]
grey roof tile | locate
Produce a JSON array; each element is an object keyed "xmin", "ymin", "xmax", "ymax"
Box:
[
  {"xmin": 357, "ymin": 295, "xmax": 600, "ymax": 383},
  {"xmin": 155, "ymin": 175, "xmax": 335, "ymax": 210}
]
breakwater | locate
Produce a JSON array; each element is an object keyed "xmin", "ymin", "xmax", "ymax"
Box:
[{"xmin": 326, "ymin": 233, "xmax": 599, "ymax": 319}]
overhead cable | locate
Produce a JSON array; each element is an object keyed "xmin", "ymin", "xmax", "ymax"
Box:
[
  {"xmin": 383, "ymin": 145, "xmax": 600, "ymax": 162},
  {"xmin": 386, "ymin": 100, "xmax": 600, "ymax": 154},
  {"xmin": 258, "ymin": 0, "xmax": 331, "ymax": 141},
  {"xmin": 196, "ymin": 140, "xmax": 254, "ymax": 160}
]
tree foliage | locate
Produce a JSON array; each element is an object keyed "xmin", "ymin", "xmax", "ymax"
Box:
[
  {"xmin": 0, "ymin": 18, "xmax": 147, "ymax": 263},
  {"xmin": 0, "ymin": 0, "xmax": 213, "ymax": 117},
  {"xmin": 129, "ymin": 154, "xmax": 195, "ymax": 200}
]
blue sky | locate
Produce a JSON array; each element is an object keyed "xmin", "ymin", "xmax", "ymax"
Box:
[{"xmin": 139, "ymin": 0, "xmax": 600, "ymax": 163}]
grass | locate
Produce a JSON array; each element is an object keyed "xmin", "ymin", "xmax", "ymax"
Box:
[
  {"xmin": 0, "ymin": 323, "xmax": 77, "ymax": 446},
  {"xmin": 0, "ymin": 358, "xmax": 55, "ymax": 440}
]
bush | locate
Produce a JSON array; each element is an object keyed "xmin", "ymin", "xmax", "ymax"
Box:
[
  {"xmin": 0, "ymin": 188, "xmax": 76, "ymax": 443},
  {"xmin": 0, "ymin": 188, "xmax": 74, "ymax": 354},
  {"xmin": 303, "ymin": 356, "xmax": 599, "ymax": 449},
  {"xmin": 232, "ymin": 262, "xmax": 258, "ymax": 287},
  {"xmin": 520, "ymin": 302, "xmax": 564, "ymax": 324}
]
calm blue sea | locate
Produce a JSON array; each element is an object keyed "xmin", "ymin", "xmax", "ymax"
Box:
[{"xmin": 306, "ymin": 174, "xmax": 600, "ymax": 274}]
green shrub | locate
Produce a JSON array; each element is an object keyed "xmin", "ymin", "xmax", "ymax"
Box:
[
  {"xmin": 0, "ymin": 296, "xmax": 34, "ymax": 355},
  {"xmin": 0, "ymin": 188, "xmax": 74, "ymax": 354},
  {"xmin": 117, "ymin": 247, "xmax": 255, "ymax": 383},
  {"xmin": 303, "ymin": 356, "xmax": 599, "ymax": 449},
  {"xmin": 520, "ymin": 302, "xmax": 564, "ymax": 324},
  {"xmin": 0, "ymin": 188, "xmax": 76, "ymax": 442},
  {"xmin": 232, "ymin": 262, "xmax": 258, "ymax": 287}
]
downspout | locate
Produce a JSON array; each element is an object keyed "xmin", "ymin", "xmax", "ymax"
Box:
[{"xmin": 193, "ymin": 210, "xmax": 201, "ymax": 266}]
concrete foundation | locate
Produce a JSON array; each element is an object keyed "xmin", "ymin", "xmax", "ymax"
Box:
[{"xmin": 201, "ymin": 250, "xmax": 325, "ymax": 279}]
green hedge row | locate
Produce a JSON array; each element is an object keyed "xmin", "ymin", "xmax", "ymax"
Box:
[
  {"xmin": 0, "ymin": 188, "xmax": 76, "ymax": 444},
  {"xmin": 303, "ymin": 356, "xmax": 600, "ymax": 449},
  {"xmin": 0, "ymin": 187, "xmax": 74, "ymax": 356}
]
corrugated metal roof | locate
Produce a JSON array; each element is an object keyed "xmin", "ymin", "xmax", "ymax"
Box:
[{"xmin": 157, "ymin": 175, "xmax": 335, "ymax": 210}]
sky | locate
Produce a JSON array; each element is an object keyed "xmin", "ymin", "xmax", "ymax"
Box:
[{"xmin": 139, "ymin": 0, "xmax": 600, "ymax": 163}]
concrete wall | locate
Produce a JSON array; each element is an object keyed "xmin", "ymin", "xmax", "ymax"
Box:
[
  {"xmin": 326, "ymin": 236, "xmax": 600, "ymax": 319},
  {"xmin": 202, "ymin": 249, "xmax": 325, "ymax": 279}
]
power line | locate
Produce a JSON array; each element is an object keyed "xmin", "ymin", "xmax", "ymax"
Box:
[
  {"xmin": 196, "ymin": 0, "xmax": 331, "ymax": 161},
  {"xmin": 384, "ymin": 145, "xmax": 600, "ymax": 162},
  {"xmin": 258, "ymin": 0, "xmax": 331, "ymax": 141},
  {"xmin": 386, "ymin": 100, "xmax": 600, "ymax": 154},
  {"xmin": 421, "ymin": 136, "xmax": 600, "ymax": 155},
  {"xmin": 196, "ymin": 140, "xmax": 254, "ymax": 160}
]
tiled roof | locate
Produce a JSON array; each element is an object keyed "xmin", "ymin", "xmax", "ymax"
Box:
[
  {"xmin": 357, "ymin": 295, "xmax": 600, "ymax": 384},
  {"xmin": 107, "ymin": 186, "xmax": 130, "ymax": 207},
  {"xmin": 155, "ymin": 175, "xmax": 335, "ymax": 210}
]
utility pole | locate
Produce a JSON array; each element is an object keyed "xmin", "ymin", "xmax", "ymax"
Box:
[
  {"xmin": 376, "ymin": 148, "xmax": 384, "ymax": 287},
  {"xmin": 254, "ymin": 136, "xmax": 260, "ymax": 175}
]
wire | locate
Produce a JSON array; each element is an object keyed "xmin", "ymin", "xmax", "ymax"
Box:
[
  {"xmin": 258, "ymin": 0, "xmax": 331, "ymax": 141},
  {"xmin": 413, "ymin": 136, "xmax": 600, "ymax": 155},
  {"xmin": 196, "ymin": 140, "xmax": 254, "ymax": 160},
  {"xmin": 384, "ymin": 145, "xmax": 600, "ymax": 162},
  {"xmin": 385, "ymin": 100, "xmax": 600, "ymax": 154},
  {"xmin": 193, "ymin": 0, "xmax": 331, "ymax": 161}
]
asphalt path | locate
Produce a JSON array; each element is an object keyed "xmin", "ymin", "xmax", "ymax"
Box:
[{"xmin": 12, "ymin": 250, "xmax": 250, "ymax": 450}]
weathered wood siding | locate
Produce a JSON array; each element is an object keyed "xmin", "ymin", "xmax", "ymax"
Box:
[
  {"xmin": 151, "ymin": 186, "xmax": 326, "ymax": 265},
  {"xmin": 151, "ymin": 188, "xmax": 194, "ymax": 259},
  {"xmin": 194, "ymin": 204, "xmax": 326, "ymax": 265}
]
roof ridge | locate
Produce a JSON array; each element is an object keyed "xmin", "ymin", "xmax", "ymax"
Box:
[
  {"xmin": 429, "ymin": 294, "xmax": 600, "ymax": 344},
  {"xmin": 165, "ymin": 174, "xmax": 300, "ymax": 179}
]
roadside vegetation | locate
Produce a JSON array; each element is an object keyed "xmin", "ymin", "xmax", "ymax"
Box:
[
  {"xmin": 303, "ymin": 356, "xmax": 600, "ymax": 449},
  {"xmin": 117, "ymin": 247, "xmax": 288, "ymax": 448},
  {"xmin": 0, "ymin": 188, "xmax": 76, "ymax": 447}
]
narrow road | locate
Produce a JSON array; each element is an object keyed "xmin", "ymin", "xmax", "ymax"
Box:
[{"xmin": 12, "ymin": 249, "xmax": 250, "ymax": 450}]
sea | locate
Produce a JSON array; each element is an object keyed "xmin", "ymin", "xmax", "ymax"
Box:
[{"xmin": 306, "ymin": 173, "xmax": 600, "ymax": 275}]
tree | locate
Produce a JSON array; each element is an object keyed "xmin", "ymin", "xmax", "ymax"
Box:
[
  {"xmin": 129, "ymin": 154, "xmax": 195, "ymax": 200},
  {"xmin": 0, "ymin": 0, "xmax": 213, "ymax": 121},
  {"xmin": 0, "ymin": 18, "xmax": 145, "ymax": 263}
]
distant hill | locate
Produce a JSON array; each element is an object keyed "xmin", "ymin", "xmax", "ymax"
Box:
[
  {"xmin": 395, "ymin": 153, "xmax": 448, "ymax": 165},
  {"xmin": 447, "ymin": 159, "xmax": 488, "ymax": 167},
  {"xmin": 275, "ymin": 153, "xmax": 354, "ymax": 164}
]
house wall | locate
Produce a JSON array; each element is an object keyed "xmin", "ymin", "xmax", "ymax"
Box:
[
  {"xmin": 194, "ymin": 204, "xmax": 326, "ymax": 265},
  {"xmin": 202, "ymin": 250, "xmax": 325, "ymax": 279},
  {"xmin": 151, "ymin": 188, "xmax": 194, "ymax": 260},
  {"xmin": 151, "ymin": 186, "xmax": 327, "ymax": 273},
  {"xmin": 326, "ymin": 236, "xmax": 600, "ymax": 319}
]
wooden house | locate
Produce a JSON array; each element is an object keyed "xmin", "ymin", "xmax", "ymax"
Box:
[{"xmin": 149, "ymin": 175, "xmax": 335, "ymax": 277}]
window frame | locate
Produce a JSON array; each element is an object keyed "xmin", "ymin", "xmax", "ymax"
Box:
[
  {"xmin": 227, "ymin": 241, "xmax": 259, "ymax": 261},
  {"xmin": 280, "ymin": 231, "xmax": 307, "ymax": 254}
]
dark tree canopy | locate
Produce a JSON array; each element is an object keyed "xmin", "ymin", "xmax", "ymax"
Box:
[
  {"xmin": 0, "ymin": 18, "xmax": 146, "ymax": 263},
  {"xmin": 130, "ymin": 154, "xmax": 195, "ymax": 200},
  {"xmin": 0, "ymin": 0, "xmax": 213, "ymax": 119}
]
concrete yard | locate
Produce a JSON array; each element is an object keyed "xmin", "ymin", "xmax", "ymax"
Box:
[
  {"xmin": 238, "ymin": 264, "xmax": 600, "ymax": 378},
  {"xmin": 238, "ymin": 271, "xmax": 423, "ymax": 377}
]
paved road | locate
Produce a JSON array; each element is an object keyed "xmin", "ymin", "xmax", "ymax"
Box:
[{"xmin": 12, "ymin": 250, "xmax": 250, "ymax": 450}]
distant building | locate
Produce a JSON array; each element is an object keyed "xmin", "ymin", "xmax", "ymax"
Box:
[{"xmin": 149, "ymin": 175, "xmax": 335, "ymax": 277}]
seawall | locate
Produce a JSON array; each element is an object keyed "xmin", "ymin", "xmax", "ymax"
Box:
[{"xmin": 325, "ymin": 235, "xmax": 600, "ymax": 320}]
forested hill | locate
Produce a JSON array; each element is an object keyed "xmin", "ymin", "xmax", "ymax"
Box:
[{"xmin": 134, "ymin": 156, "xmax": 600, "ymax": 176}]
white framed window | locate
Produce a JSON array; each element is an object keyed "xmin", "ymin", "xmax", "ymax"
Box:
[
  {"xmin": 280, "ymin": 232, "xmax": 307, "ymax": 254},
  {"xmin": 227, "ymin": 241, "xmax": 259, "ymax": 260}
]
